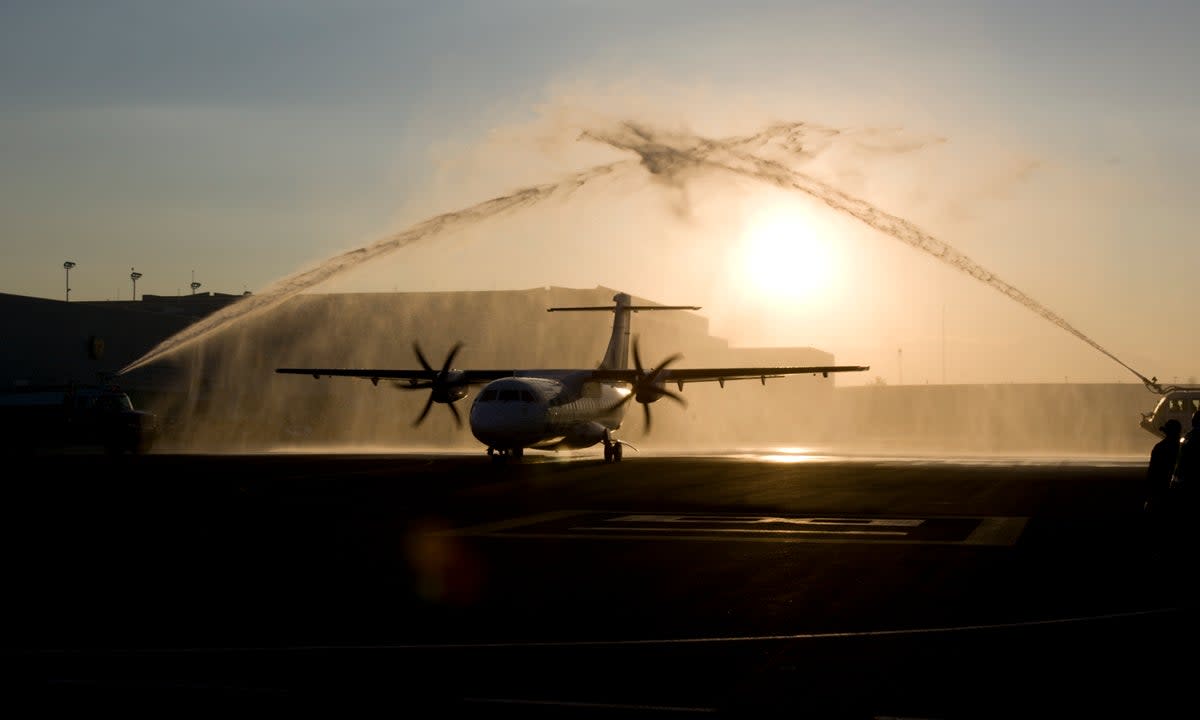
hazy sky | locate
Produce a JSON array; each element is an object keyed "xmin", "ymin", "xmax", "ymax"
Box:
[{"xmin": 3, "ymin": 0, "xmax": 1197, "ymax": 387}]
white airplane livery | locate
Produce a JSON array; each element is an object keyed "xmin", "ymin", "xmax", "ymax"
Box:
[{"xmin": 276, "ymin": 292, "xmax": 869, "ymax": 462}]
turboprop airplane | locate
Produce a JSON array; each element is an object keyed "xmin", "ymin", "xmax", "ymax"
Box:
[{"xmin": 275, "ymin": 292, "xmax": 869, "ymax": 462}]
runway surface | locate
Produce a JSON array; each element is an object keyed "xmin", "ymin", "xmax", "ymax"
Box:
[{"xmin": 5, "ymin": 449, "xmax": 1195, "ymax": 717}]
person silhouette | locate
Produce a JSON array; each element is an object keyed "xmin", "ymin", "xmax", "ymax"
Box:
[
  {"xmin": 1174, "ymin": 410, "xmax": 1200, "ymax": 483},
  {"xmin": 1169, "ymin": 410, "xmax": 1200, "ymax": 540},
  {"xmin": 1145, "ymin": 418, "xmax": 1182, "ymax": 520}
]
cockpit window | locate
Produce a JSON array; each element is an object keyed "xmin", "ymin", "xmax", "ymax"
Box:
[{"xmin": 488, "ymin": 387, "xmax": 536, "ymax": 402}]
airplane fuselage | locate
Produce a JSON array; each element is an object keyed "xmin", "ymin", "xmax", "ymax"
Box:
[{"xmin": 468, "ymin": 373, "xmax": 631, "ymax": 451}]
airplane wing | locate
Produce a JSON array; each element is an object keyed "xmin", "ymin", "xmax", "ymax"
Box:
[
  {"xmin": 274, "ymin": 368, "xmax": 518, "ymax": 386},
  {"xmin": 591, "ymin": 365, "xmax": 870, "ymax": 388},
  {"xmin": 277, "ymin": 364, "xmax": 869, "ymax": 386}
]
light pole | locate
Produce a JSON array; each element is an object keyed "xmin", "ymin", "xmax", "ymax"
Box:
[
  {"xmin": 63, "ymin": 261, "xmax": 76, "ymax": 302},
  {"xmin": 190, "ymin": 270, "xmax": 201, "ymax": 295},
  {"xmin": 130, "ymin": 268, "xmax": 142, "ymax": 300}
]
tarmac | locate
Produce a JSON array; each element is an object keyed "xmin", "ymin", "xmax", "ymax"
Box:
[{"xmin": 5, "ymin": 449, "xmax": 1195, "ymax": 717}]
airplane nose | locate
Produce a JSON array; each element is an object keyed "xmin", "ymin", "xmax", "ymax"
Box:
[
  {"xmin": 470, "ymin": 399, "xmax": 547, "ymax": 445},
  {"xmin": 469, "ymin": 402, "xmax": 500, "ymax": 435}
]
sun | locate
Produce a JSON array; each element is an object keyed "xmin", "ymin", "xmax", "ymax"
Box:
[{"xmin": 737, "ymin": 205, "xmax": 839, "ymax": 305}]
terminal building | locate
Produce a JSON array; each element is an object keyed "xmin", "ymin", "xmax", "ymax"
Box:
[
  {"xmin": 0, "ymin": 286, "xmax": 844, "ymax": 453},
  {"xmin": 0, "ymin": 287, "xmax": 1156, "ymax": 456}
]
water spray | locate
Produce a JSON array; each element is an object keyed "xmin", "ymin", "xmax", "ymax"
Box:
[{"xmin": 118, "ymin": 118, "xmax": 1158, "ymax": 391}]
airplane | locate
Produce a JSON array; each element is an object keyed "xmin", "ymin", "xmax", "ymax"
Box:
[{"xmin": 275, "ymin": 292, "xmax": 870, "ymax": 462}]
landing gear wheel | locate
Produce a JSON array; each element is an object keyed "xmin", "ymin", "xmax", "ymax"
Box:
[
  {"xmin": 612, "ymin": 442, "xmax": 623, "ymax": 462},
  {"xmin": 603, "ymin": 443, "xmax": 614, "ymax": 463}
]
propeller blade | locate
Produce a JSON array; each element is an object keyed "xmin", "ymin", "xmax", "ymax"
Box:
[
  {"xmin": 409, "ymin": 340, "xmax": 469, "ymax": 428},
  {"xmin": 646, "ymin": 353, "xmax": 683, "ymax": 382},
  {"xmin": 620, "ymin": 335, "xmax": 688, "ymax": 433},
  {"xmin": 413, "ymin": 342, "xmax": 434, "ymax": 372},
  {"xmin": 633, "ymin": 337, "xmax": 682, "ymax": 378},
  {"xmin": 660, "ymin": 352, "xmax": 684, "ymax": 369},
  {"xmin": 442, "ymin": 341, "xmax": 463, "ymax": 373},
  {"xmin": 659, "ymin": 387, "xmax": 687, "ymax": 406},
  {"xmin": 414, "ymin": 393, "xmax": 435, "ymax": 426}
]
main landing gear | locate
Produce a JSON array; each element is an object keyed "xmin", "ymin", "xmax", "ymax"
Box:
[
  {"xmin": 487, "ymin": 446, "xmax": 524, "ymax": 462},
  {"xmin": 602, "ymin": 433, "xmax": 623, "ymax": 464}
]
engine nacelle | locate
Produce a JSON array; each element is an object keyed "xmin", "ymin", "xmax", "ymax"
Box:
[
  {"xmin": 635, "ymin": 382, "xmax": 668, "ymax": 404},
  {"xmin": 432, "ymin": 370, "xmax": 469, "ymax": 404},
  {"xmin": 560, "ymin": 421, "xmax": 609, "ymax": 449}
]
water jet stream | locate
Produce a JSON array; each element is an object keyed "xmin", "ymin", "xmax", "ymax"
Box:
[
  {"xmin": 585, "ymin": 122, "xmax": 1157, "ymax": 389},
  {"xmin": 119, "ymin": 118, "xmax": 1155, "ymax": 391}
]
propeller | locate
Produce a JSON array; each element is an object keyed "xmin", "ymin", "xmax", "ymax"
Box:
[
  {"xmin": 395, "ymin": 341, "xmax": 467, "ymax": 428},
  {"xmin": 606, "ymin": 336, "xmax": 687, "ymax": 433}
]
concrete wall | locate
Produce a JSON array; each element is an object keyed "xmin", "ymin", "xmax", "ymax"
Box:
[
  {"xmin": 822, "ymin": 383, "xmax": 1156, "ymax": 457},
  {"xmin": 0, "ymin": 287, "xmax": 840, "ymax": 451}
]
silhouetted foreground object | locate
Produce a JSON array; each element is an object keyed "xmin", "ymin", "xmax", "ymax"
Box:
[
  {"xmin": 0, "ymin": 383, "xmax": 158, "ymax": 454},
  {"xmin": 1166, "ymin": 410, "xmax": 1200, "ymax": 543},
  {"xmin": 1144, "ymin": 418, "xmax": 1181, "ymax": 517}
]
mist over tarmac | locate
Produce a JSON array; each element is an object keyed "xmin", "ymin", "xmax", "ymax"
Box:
[{"xmin": 115, "ymin": 113, "xmax": 1162, "ymax": 458}]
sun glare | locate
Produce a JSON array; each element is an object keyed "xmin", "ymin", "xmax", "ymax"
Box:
[{"xmin": 737, "ymin": 206, "xmax": 839, "ymax": 305}]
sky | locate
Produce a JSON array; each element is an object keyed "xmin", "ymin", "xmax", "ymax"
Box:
[{"xmin": 3, "ymin": 0, "xmax": 1197, "ymax": 388}]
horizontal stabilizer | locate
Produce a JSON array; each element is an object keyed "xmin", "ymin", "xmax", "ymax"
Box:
[{"xmin": 548, "ymin": 305, "xmax": 700, "ymax": 312}]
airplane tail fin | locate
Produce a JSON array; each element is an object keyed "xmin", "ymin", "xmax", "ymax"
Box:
[{"xmin": 547, "ymin": 292, "xmax": 700, "ymax": 370}]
